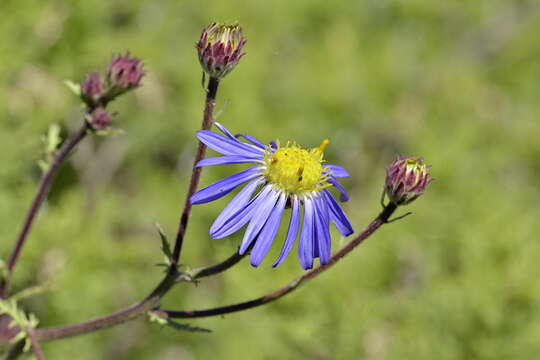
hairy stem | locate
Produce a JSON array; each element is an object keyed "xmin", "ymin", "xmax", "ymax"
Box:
[
  {"xmin": 34, "ymin": 271, "xmax": 176, "ymax": 342},
  {"xmin": 170, "ymin": 76, "xmax": 220, "ymax": 271},
  {"xmin": 32, "ymin": 248, "xmax": 244, "ymax": 342},
  {"xmin": 27, "ymin": 329, "xmax": 45, "ymax": 360},
  {"xmin": 18, "ymin": 201, "xmax": 396, "ymax": 341},
  {"xmin": 162, "ymin": 203, "xmax": 398, "ymax": 319},
  {"xmin": 9, "ymin": 76, "xmax": 223, "ymax": 342},
  {"xmin": 0, "ymin": 122, "xmax": 89, "ymax": 298}
]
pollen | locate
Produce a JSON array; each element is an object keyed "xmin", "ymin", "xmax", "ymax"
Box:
[{"xmin": 264, "ymin": 139, "xmax": 331, "ymax": 195}]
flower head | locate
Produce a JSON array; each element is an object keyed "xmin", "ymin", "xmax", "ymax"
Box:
[
  {"xmin": 191, "ymin": 123, "xmax": 354, "ymax": 269},
  {"xmin": 385, "ymin": 156, "xmax": 433, "ymax": 205},
  {"xmin": 107, "ymin": 53, "xmax": 145, "ymax": 95},
  {"xmin": 81, "ymin": 72, "xmax": 105, "ymax": 105},
  {"xmin": 87, "ymin": 108, "xmax": 114, "ymax": 130},
  {"xmin": 196, "ymin": 23, "xmax": 246, "ymax": 79}
]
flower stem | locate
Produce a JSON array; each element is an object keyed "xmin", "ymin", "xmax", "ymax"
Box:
[
  {"xmin": 161, "ymin": 203, "xmax": 398, "ymax": 319},
  {"xmin": 18, "ymin": 204, "xmax": 396, "ymax": 342},
  {"xmin": 22, "ymin": 76, "xmax": 223, "ymax": 343},
  {"xmin": 170, "ymin": 76, "xmax": 220, "ymax": 271},
  {"xmin": 34, "ymin": 270, "xmax": 176, "ymax": 342},
  {"xmin": 188, "ymin": 249, "xmax": 247, "ymax": 279},
  {"xmin": 27, "ymin": 329, "xmax": 45, "ymax": 360},
  {"xmin": 0, "ymin": 122, "xmax": 89, "ymax": 298},
  {"xmin": 31, "ymin": 248, "xmax": 243, "ymax": 342}
]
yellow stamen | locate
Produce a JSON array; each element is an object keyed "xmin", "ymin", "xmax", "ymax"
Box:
[
  {"xmin": 264, "ymin": 139, "xmax": 331, "ymax": 195},
  {"xmin": 318, "ymin": 139, "xmax": 329, "ymax": 152}
]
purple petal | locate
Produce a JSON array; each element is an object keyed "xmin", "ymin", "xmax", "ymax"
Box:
[
  {"xmin": 312, "ymin": 207, "xmax": 319, "ymax": 259},
  {"xmin": 313, "ymin": 197, "xmax": 331, "ymax": 265},
  {"xmin": 323, "ymin": 190, "xmax": 354, "ymax": 236},
  {"xmin": 190, "ymin": 166, "xmax": 263, "ymax": 205},
  {"xmin": 235, "ymin": 133, "xmax": 266, "ymax": 149},
  {"xmin": 212, "ymin": 185, "xmax": 273, "ymax": 239},
  {"xmin": 210, "ymin": 178, "xmax": 263, "ymax": 235},
  {"xmin": 328, "ymin": 177, "xmax": 349, "ymax": 202},
  {"xmin": 273, "ymin": 196, "xmax": 301, "ymax": 267},
  {"xmin": 250, "ymin": 193, "xmax": 287, "ymax": 266},
  {"xmin": 325, "ymin": 164, "xmax": 350, "ymax": 178},
  {"xmin": 196, "ymin": 155, "xmax": 263, "ymax": 167},
  {"xmin": 298, "ymin": 197, "xmax": 315, "ymax": 269},
  {"xmin": 239, "ymin": 188, "xmax": 280, "ymax": 254},
  {"xmin": 197, "ymin": 130, "xmax": 264, "ymax": 156},
  {"xmin": 214, "ymin": 122, "xmax": 236, "ymax": 140}
]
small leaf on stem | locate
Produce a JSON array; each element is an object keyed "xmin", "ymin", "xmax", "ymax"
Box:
[
  {"xmin": 38, "ymin": 124, "xmax": 62, "ymax": 172},
  {"xmin": 166, "ymin": 320, "xmax": 211, "ymax": 333},
  {"xmin": 63, "ymin": 79, "xmax": 81, "ymax": 97},
  {"xmin": 155, "ymin": 223, "xmax": 172, "ymax": 263}
]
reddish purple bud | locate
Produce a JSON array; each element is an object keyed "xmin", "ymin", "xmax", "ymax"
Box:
[
  {"xmin": 107, "ymin": 53, "xmax": 145, "ymax": 92},
  {"xmin": 81, "ymin": 72, "xmax": 105, "ymax": 103},
  {"xmin": 87, "ymin": 108, "xmax": 114, "ymax": 130},
  {"xmin": 196, "ymin": 23, "xmax": 246, "ymax": 79},
  {"xmin": 385, "ymin": 156, "xmax": 433, "ymax": 205}
]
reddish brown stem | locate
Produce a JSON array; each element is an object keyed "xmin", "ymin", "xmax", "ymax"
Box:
[
  {"xmin": 31, "ymin": 247, "xmax": 245, "ymax": 342},
  {"xmin": 27, "ymin": 329, "xmax": 46, "ymax": 360},
  {"xmin": 162, "ymin": 203, "xmax": 397, "ymax": 319},
  {"xmin": 170, "ymin": 76, "xmax": 220, "ymax": 271},
  {"xmin": 28, "ymin": 202, "xmax": 396, "ymax": 342},
  {"xmin": 0, "ymin": 122, "xmax": 88, "ymax": 298}
]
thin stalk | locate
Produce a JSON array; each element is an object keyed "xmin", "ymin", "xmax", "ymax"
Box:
[
  {"xmin": 32, "ymin": 248, "xmax": 244, "ymax": 342},
  {"xmin": 27, "ymin": 329, "xmax": 45, "ymax": 360},
  {"xmin": 34, "ymin": 270, "xmax": 177, "ymax": 342},
  {"xmin": 162, "ymin": 203, "xmax": 398, "ymax": 319},
  {"xmin": 170, "ymin": 76, "xmax": 220, "ymax": 270},
  {"xmin": 189, "ymin": 250, "xmax": 247, "ymax": 279},
  {"xmin": 1, "ymin": 122, "xmax": 89, "ymax": 298},
  {"xmin": 25, "ymin": 76, "xmax": 223, "ymax": 342},
  {"xmin": 24, "ymin": 201, "xmax": 396, "ymax": 341}
]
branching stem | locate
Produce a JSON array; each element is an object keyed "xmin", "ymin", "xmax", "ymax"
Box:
[{"xmin": 161, "ymin": 203, "xmax": 398, "ymax": 319}]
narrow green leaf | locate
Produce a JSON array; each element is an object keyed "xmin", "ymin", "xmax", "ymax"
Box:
[
  {"xmin": 94, "ymin": 128, "xmax": 126, "ymax": 137},
  {"xmin": 155, "ymin": 223, "xmax": 172, "ymax": 262},
  {"xmin": 63, "ymin": 79, "xmax": 81, "ymax": 97},
  {"xmin": 166, "ymin": 320, "xmax": 212, "ymax": 333},
  {"xmin": 11, "ymin": 282, "xmax": 50, "ymax": 302},
  {"xmin": 45, "ymin": 123, "xmax": 62, "ymax": 153},
  {"xmin": 38, "ymin": 124, "xmax": 62, "ymax": 172},
  {"xmin": 147, "ymin": 311, "xmax": 168, "ymax": 326}
]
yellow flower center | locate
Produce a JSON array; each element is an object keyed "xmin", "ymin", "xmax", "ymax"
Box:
[{"xmin": 264, "ymin": 139, "xmax": 331, "ymax": 195}]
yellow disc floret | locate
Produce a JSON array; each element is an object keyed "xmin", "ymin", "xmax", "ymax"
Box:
[{"xmin": 264, "ymin": 139, "xmax": 331, "ymax": 195}]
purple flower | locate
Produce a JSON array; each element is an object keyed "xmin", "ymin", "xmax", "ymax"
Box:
[
  {"xmin": 191, "ymin": 123, "xmax": 354, "ymax": 269},
  {"xmin": 81, "ymin": 72, "xmax": 105, "ymax": 104},
  {"xmin": 196, "ymin": 23, "xmax": 246, "ymax": 79},
  {"xmin": 385, "ymin": 156, "xmax": 433, "ymax": 205},
  {"xmin": 87, "ymin": 108, "xmax": 114, "ymax": 130},
  {"xmin": 107, "ymin": 53, "xmax": 145, "ymax": 93}
]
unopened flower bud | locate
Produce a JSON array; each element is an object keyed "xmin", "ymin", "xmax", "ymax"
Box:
[
  {"xmin": 81, "ymin": 72, "xmax": 105, "ymax": 105},
  {"xmin": 196, "ymin": 23, "xmax": 246, "ymax": 79},
  {"xmin": 107, "ymin": 53, "xmax": 145, "ymax": 95},
  {"xmin": 385, "ymin": 156, "xmax": 433, "ymax": 205},
  {"xmin": 87, "ymin": 108, "xmax": 114, "ymax": 130}
]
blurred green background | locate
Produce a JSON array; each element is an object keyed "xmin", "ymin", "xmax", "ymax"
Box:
[{"xmin": 1, "ymin": 0, "xmax": 540, "ymax": 358}]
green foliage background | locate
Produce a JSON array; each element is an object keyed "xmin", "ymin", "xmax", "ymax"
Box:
[{"xmin": 1, "ymin": 0, "xmax": 539, "ymax": 358}]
